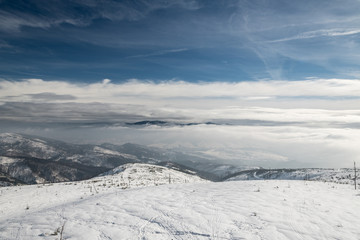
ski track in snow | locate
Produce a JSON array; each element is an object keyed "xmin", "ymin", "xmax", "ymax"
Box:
[
  {"xmin": 288, "ymin": 201, "xmax": 305, "ymax": 240},
  {"xmin": 0, "ymin": 180, "xmax": 360, "ymax": 239}
]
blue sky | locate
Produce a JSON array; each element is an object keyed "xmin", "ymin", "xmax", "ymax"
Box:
[
  {"xmin": 2, "ymin": 0, "xmax": 360, "ymax": 168},
  {"xmin": 2, "ymin": 0, "xmax": 360, "ymax": 82}
]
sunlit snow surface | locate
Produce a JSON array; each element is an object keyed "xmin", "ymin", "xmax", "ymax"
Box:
[{"xmin": 0, "ymin": 174, "xmax": 359, "ymax": 239}]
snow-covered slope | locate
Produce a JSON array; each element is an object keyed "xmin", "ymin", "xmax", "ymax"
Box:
[
  {"xmin": 0, "ymin": 179, "xmax": 359, "ymax": 239},
  {"xmin": 0, "ymin": 163, "xmax": 206, "ymax": 223}
]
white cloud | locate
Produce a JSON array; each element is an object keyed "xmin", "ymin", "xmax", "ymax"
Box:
[
  {"xmin": 2, "ymin": 78, "xmax": 360, "ymax": 124},
  {"xmin": 102, "ymin": 79, "xmax": 111, "ymax": 85},
  {"xmin": 144, "ymin": 124, "xmax": 360, "ymax": 167},
  {"xmin": 1, "ymin": 78, "xmax": 360, "ymax": 168},
  {"xmin": 17, "ymin": 124, "xmax": 357, "ymax": 168},
  {"xmin": 2, "ymin": 78, "xmax": 360, "ymax": 102}
]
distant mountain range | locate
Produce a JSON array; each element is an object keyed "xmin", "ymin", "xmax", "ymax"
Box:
[
  {"xmin": 0, "ymin": 133, "xmax": 357, "ymax": 187},
  {"xmin": 0, "ymin": 133, "xmax": 237, "ymax": 185},
  {"xmin": 224, "ymin": 168, "xmax": 357, "ymax": 185}
]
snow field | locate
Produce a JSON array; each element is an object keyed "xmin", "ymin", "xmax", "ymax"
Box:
[{"xmin": 0, "ymin": 179, "xmax": 359, "ymax": 239}]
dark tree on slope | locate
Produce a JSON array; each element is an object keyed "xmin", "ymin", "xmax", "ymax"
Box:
[{"xmin": 355, "ymin": 162, "xmax": 357, "ymax": 190}]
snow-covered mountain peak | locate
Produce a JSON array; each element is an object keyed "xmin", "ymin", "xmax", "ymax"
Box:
[
  {"xmin": 0, "ymin": 132, "xmax": 58, "ymax": 159},
  {"xmin": 0, "ymin": 133, "xmax": 25, "ymax": 143}
]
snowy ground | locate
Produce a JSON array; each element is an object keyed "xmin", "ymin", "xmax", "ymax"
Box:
[{"xmin": 1, "ymin": 177, "xmax": 360, "ymax": 240}]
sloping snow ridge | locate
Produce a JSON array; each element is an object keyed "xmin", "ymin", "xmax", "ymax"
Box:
[{"xmin": 0, "ymin": 164, "xmax": 360, "ymax": 240}]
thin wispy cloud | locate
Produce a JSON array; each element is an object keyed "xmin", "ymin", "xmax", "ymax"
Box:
[
  {"xmin": 0, "ymin": 0, "xmax": 201, "ymax": 32},
  {"xmin": 268, "ymin": 28, "xmax": 360, "ymax": 43},
  {"xmin": 126, "ymin": 48, "xmax": 189, "ymax": 59}
]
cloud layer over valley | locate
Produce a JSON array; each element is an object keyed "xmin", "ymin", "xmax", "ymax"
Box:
[{"xmin": 1, "ymin": 78, "xmax": 360, "ymax": 168}]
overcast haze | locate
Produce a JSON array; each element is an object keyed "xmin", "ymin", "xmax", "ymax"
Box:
[{"xmin": 1, "ymin": 0, "xmax": 360, "ymax": 168}]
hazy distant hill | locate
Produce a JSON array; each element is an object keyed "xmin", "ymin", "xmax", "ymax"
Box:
[
  {"xmin": 0, "ymin": 133, "xmax": 220, "ymax": 184},
  {"xmin": 224, "ymin": 168, "xmax": 357, "ymax": 185},
  {"xmin": 2, "ymin": 133, "xmax": 357, "ymax": 187}
]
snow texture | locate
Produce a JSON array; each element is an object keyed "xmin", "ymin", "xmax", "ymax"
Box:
[{"xmin": 0, "ymin": 171, "xmax": 359, "ymax": 239}]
